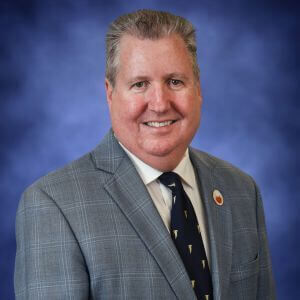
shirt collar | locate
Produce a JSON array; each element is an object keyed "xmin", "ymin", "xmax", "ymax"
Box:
[
  {"xmin": 173, "ymin": 150, "xmax": 195, "ymax": 188},
  {"xmin": 119, "ymin": 142, "xmax": 195, "ymax": 188}
]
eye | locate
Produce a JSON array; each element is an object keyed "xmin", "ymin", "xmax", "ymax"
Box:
[
  {"xmin": 169, "ymin": 79, "xmax": 184, "ymax": 87},
  {"xmin": 132, "ymin": 81, "xmax": 148, "ymax": 89}
]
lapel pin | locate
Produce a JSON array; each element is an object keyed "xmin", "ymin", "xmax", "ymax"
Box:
[{"xmin": 213, "ymin": 189, "xmax": 224, "ymax": 206}]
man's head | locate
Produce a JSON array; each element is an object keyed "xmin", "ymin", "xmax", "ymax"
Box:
[
  {"xmin": 105, "ymin": 10, "xmax": 202, "ymax": 171},
  {"xmin": 105, "ymin": 9, "xmax": 200, "ymax": 87}
]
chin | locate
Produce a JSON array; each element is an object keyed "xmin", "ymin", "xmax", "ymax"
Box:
[{"xmin": 142, "ymin": 140, "xmax": 179, "ymax": 157}]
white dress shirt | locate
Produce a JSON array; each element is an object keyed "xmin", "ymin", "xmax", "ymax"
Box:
[{"xmin": 119, "ymin": 143, "xmax": 210, "ymax": 264}]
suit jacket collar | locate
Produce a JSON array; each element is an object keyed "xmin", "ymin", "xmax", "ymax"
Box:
[
  {"xmin": 92, "ymin": 130, "xmax": 232, "ymax": 299},
  {"xmin": 190, "ymin": 149, "xmax": 233, "ymax": 299},
  {"xmin": 92, "ymin": 130, "xmax": 196, "ymax": 299},
  {"xmin": 92, "ymin": 129, "xmax": 124, "ymax": 174}
]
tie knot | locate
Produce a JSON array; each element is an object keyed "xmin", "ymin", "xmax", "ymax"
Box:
[{"xmin": 159, "ymin": 172, "xmax": 181, "ymax": 189}]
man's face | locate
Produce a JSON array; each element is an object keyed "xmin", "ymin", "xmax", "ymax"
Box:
[{"xmin": 106, "ymin": 34, "xmax": 202, "ymax": 170}]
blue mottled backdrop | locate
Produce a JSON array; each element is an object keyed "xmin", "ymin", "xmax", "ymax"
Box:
[{"xmin": 1, "ymin": 0, "xmax": 299, "ymax": 299}]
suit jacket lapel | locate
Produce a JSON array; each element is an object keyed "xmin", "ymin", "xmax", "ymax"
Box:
[
  {"xmin": 190, "ymin": 148, "xmax": 233, "ymax": 300},
  {"xmin": 92, "ymin": 130, "xmax": 196, "ymax": 299}
]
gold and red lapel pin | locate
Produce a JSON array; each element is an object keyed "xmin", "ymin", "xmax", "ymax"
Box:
[{"xmin": 213, "ymin": 189, "xmax": 224, "ymax": 206}]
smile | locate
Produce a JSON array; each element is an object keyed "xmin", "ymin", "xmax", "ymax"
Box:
[{"xmin": 144, "ymin": 120, "xmax": 176, "ymax": 128}]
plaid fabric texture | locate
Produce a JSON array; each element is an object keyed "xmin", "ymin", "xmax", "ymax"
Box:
[{"xmin": 15, "ymin": 129, "xmax": 276, "ymax": 299}]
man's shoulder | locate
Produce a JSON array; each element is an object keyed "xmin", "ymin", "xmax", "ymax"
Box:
[
  {"xmin": 21, "ymin": 145, "xmax": 109, "ymax": 207},
  {"xmin": 190, "ymin": 147, "xmax": 245, "ymax": 171},
  {"xmin": 20, "ymin": 131, "xmax": 125, "ymax": 209},
  {"xmin": 32, "ymin": 151, "xmax": 95, "ymax": 188},
  {"xmin": 189, "ymin": 147, "xmax": 256, "ymax": 187},
  {"xmin": 26, "ymin": 130, "xmax": 117, "ymax": 191}
]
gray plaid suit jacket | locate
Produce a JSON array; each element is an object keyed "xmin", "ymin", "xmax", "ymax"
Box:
[{"xmin": 15, "ymin": 130, "xmax": 275, "ymax": 299}]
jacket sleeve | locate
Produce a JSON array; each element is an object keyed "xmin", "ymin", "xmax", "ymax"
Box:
[
  {"xmin": 254, "ymin": 181, "xmax": 276, "ymax": 299},
  {"xmin": 14, "ymin": 185, "xmax": 89, "ymax": 299}
]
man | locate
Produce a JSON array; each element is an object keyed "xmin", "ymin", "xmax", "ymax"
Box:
[{"xmin": 15, "ymin": 9, "xmax": 275, "ymax": 299}]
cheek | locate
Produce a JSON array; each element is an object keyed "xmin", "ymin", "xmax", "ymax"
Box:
[
  {"xmin": 177, "ymin": 95, "xmax": 200, "ymax": 119},
  {"xmin": 111, "ymin": 95, "xmax": 146, "ymax": 124},
  {"xmin": 122, "ymin": 99, "xmax": 146, "ymax": 121},
  {"xmin": 181, "ymin": 98, "xmax": 201, "ymax": 131},
  {"xmin": 129, "ymin": 101, "xmax": 146, "ymax": 117}
]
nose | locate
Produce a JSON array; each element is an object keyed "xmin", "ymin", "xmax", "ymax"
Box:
[{"xmin": 147, "ymin": 83, "xmax": 170, "ymax": 113}]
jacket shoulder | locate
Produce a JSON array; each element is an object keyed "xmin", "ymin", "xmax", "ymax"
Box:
[
  {"xmin": 31, "ymin": 151, "xmax": 95, "ymax": 187},
  {"xmin": 20, "ymin": 148, "xmax": 108, "ymax": 209},
  {"xmin": 190, "ymin": 147, "xmax": 256, "ymax": 189}
]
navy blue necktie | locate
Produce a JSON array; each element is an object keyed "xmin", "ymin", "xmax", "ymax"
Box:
[{"xmin": 159, "ymin": 172, "xmax": 213, "ymax": 300}]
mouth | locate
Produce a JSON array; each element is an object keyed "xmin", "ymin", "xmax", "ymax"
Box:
[{"xmin": 143, "ymin": 120, "xmax": 177, "ymax": 128}]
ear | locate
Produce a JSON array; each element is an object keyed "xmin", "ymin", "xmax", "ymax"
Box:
[
  {"xmin": 196, "ymin": 79, "xmax": 203, "ymax": 104},
  {"xmin": 105, "ymin": 78, "xmax": 113, "ymax": 110}
]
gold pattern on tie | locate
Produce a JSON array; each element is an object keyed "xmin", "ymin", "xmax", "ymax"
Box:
[
  {"xmin": 173, "ymin": 230, "xmax": 178, "ymax": 239},
  {"xmin": 159, "ymin": 172, "xmax": 213, "ymax": 299},
  {"xmin": 205, "ymin": 295, "xmax": 209, "ymax": 300},
  {"xmin": 191, "ymin": 280, "xmax": 195, "ymax": 288},
  {"xmin": 184, "ymin": 210, "xmax": 188, "ymax": 219}
]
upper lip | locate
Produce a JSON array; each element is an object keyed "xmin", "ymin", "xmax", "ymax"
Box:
[{"xmin": 143, "ymin": 119, "xmax": 177, "ymax": 123}]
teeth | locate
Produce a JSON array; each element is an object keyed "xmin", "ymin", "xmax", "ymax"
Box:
[{"xmin": 146, "ymin": 121, "xmax": 173, "ymax": 127}]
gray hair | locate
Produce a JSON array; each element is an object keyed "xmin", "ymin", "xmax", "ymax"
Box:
[{"xmin": 105, "ymin": 9, "xmax": 200, "ymax": 87}]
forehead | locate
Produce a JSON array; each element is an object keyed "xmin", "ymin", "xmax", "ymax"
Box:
[{"xmin": 117, "ymin": 34, "xmax": 194, "ymax": 78}]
